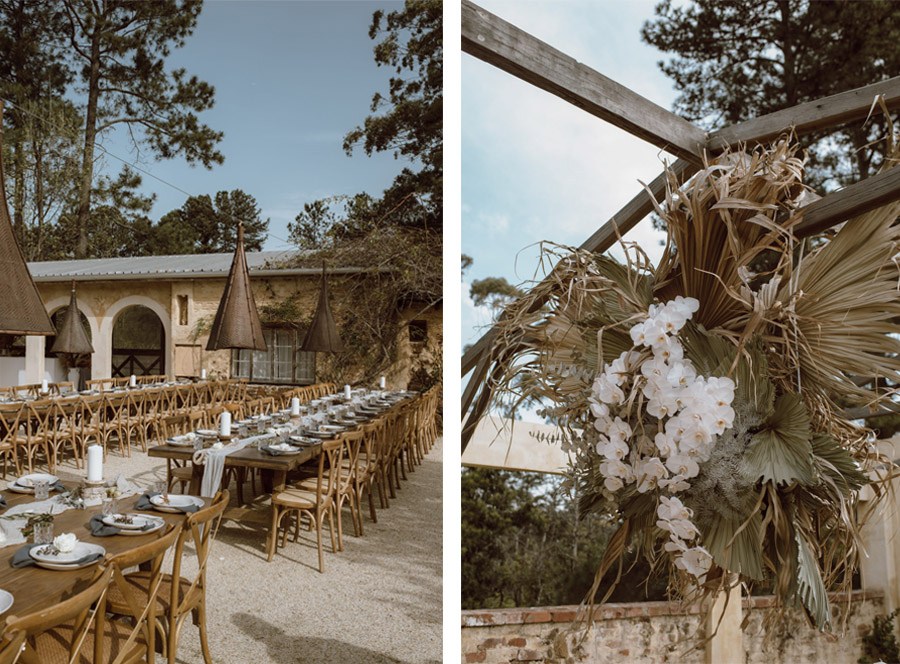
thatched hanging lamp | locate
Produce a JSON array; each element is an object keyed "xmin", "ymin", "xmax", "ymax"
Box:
[
  {"xmin": 302, "ymin": 262, "xmax": 343, "ymax": 353},
  {"xmin": 50, "ymin": 282, "xmax": 93, "ymax": 355},
  {"xmin": 0, "ymin": 101, "xmax": 53, "ymax": 336},
  {"xmin": 206, "ymin": 222, "xmax": 267, "ymax": 351}
]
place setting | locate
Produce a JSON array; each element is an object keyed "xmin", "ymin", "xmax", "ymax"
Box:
[
  {"xmin": 12, "ymin": 533, "xmax": 105, "ymax": 571},
  {"xmin": 135, "ymin": 489, "xmax": 204, "ymax": 514},
  {"xmin": 89, "ymin": 512, "xmax": 165, "ymax": 537},
  {"xmin": 7, "ymin": 473, "xmax": 66, "ymax": 497}
]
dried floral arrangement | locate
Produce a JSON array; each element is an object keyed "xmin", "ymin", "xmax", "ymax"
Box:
[{"xmin": 485, "ymin": 133, "xmax": 900, "ymax": 630}]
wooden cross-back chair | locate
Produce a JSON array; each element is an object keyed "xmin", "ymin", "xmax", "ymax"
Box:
[
  {"xmin": 0, "ymin": 629, "xmax": 25, "ymax": 664},
  {"xmin": 105, "ymin": 523, "xmax": 182, "ymax": 664},
  {"xmin": 106, "ymin": 491, "xmax": 229, "ymax": 664},
  {"xmin": 20, "ymin": 400, "xmax": 55, "ymax": 473},
  {"xmin": 45, "ymin": 397, "xmax": 81, "ymax": 471},
  {"xmin": 299, "ymin": 430, "xmax": 364, "ymax": 547},
  {"xmin": 4, "ymin": 565, "xmax": 114, "ymax": 664},
  {"xmin": 268, "ymin": 439, "xmax": 343, "ymax": 571},
  {"xmin": 0, "ymin": 403, "xmax": 23, "ymax": 478}
]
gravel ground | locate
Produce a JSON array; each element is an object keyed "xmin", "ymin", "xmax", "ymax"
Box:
[{"xmin": 24, "ymin": 437, "xmax": 443, "ymax": 664}]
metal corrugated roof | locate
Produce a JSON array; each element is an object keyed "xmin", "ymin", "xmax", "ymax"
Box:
[{"xmin": 27, "ymin": 251, "xmax": 370, "ymax": 282}]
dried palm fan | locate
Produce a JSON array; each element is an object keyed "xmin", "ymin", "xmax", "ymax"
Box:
[{"xmin": 487, "ymin": 134, "xmax": 899, "ymax": 633}]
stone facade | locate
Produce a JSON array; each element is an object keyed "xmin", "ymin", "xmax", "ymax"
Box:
[
  {"xmin": 461, "ymin": 591, "xmax": 884, "ymax": 664},
  {"xmin": 4, "ymin": 263, "xmax": 441, "ymax": 390}
]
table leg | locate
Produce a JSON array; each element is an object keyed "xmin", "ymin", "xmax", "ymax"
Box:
[
  {"xmin": 260, "ymin": 470, "xmax": 286, "ymax": 494},
  {"xmin": 190, "ymin": 463, "xmax": 202, "ymax": 495}
]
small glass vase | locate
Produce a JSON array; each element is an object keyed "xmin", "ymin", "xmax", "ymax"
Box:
[
  {"xmin": 101, "ymin": 497, "xmax": 119, "ymax": 517},
  {"xmin": 32, "ymin": 521, "xmax": 53, "ymax": 545}
]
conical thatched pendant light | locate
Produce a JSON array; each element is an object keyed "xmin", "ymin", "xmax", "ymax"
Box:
[
  {"xmin": 302, "ymin": 262, "xmax": 343, "ymax": 353},
  {"xmin": 0, "ymin": 101, "xmax": 53, "ymax": 336},
  {"xmin": 51, "ymin": 282, "xmax": 93, "ymax": 355},
  {"xmin": 206, "ymin": 222, "xmax": 267, "ymax": 351}
]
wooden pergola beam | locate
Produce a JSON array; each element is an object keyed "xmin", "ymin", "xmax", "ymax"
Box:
[
  {"xmin": 461, "ymin": 0, "xmax": 707, "ymax": 163},
  {"xmin": 462, "ymin": 158, "xmax": 697, "ymax": 378},
  {"xmin": 794, "ymin": 166, "xmax": 900, "ymax": 237},
  {"xmin": 461, "ymin": 160, "xmax": 698, "ymax": 451},
  {"xmin": 708, "ymin": 76, "xmax": 900, "ymax": 151}
]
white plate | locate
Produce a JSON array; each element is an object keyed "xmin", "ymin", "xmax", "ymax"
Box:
[
  {"xmin": 102, "ymin": 514, "xmax": 166, "ymax": 535},
  {"xmin": 29, "ymin": 542, "xmax": 105, "ymax": 569},
  {"xmin": 167, "ymin": 436, "xmax": 196, "ymax": 447},
  {"xmin": 102, "ymin": 513, "xmax": 161, "ymax": 531},
  {"xmin": 265, "ymin": 443, "xmax": 301, "ymax": 455},
  {"xmin": 15, "ymin": 473, "xmax": 58, "ymax": 488},
  {"xmin": 149, "ymin": 494, "xmax": 204, "ymax": 513},
  {"xmin": 319, "ymin": 425, "xmax": 343, "ymax": 433},
  {"xmin": 289, "ymin": 435, "xmax": 319, "ymax": 445},
  {"xmin": 195, "ymin": 429, "xmax": 218, "ymax": 437},
  {"xmin": 0, "ymin": 589, "xmax": 12, "ymax": 616}
]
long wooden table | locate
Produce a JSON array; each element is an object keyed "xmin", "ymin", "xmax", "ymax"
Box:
[
  {"xmin": 148, "ymin": 442, "xmax": 322, "ymax": 495},
  {"xmin": 0, "ymin": 489, "xmax": 209, "ymax": 628}
]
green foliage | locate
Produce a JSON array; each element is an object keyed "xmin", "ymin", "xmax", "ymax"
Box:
[
  {"xmin": 860, "ymin": 609, "xmax": 900, "ymax": 664},
  {"xmin": 60, "ymin": 0, "xmax": 223, "ymax": 256},
  {"xmin": 469, "ymin": 277, "xmax": 522, "ymax": 310},
  {"xmin": 461, "ymin": 468, "xmax": 666, "ymax": 609},
  {"xmin": 342, "ymin": 0, "xmax": 442, "ymax": 231},
  {"xmin": 743, "ymin": 392, "xmax": 815, "ymax": 486},
  {"xmin": 642, "ymin": 0, "xmax": 900, "ymax": 187},
  {"xmin": 151, "ymin": 189, "xmax": 269, "ymax": 254}
]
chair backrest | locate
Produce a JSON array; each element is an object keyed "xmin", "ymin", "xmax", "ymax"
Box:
[
  {"xmin": 360, "ymin": 421, "xmax": 382, "ymax": 476},
  {"xmin": 107, "ymin": 523, "xmax": 182, "ymax": 663},
  {"xmin": 316, "ymin": 439, "xmax": 345, "ymax": 505},
  {"xmin": 338, "ymin": 430, "xmax": 364, "ymax": 493},
  {"xmin": 5, "ymin": 565, "xmax": 113, "ymax": 664},
  {"xmin": 169, "ymin": 491, "xmax": 229, "ymax": 620},
  {"xmin": 0, "ymin": 403, "xmax": 22, "ymax": 448},
  {"xmin": 0, "ymin": 629, "xmax": 25, "ymax": 664}
]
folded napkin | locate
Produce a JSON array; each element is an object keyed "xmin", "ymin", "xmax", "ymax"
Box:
[
  {"xmin": 0, "ymin": 495, "xmax": 7, "ymax": 509},
  {"xmin": 11, "ymin": 544, "xmax": 38, "ymax": 568},
  {"xmin": 135, "ymin": 492, "xmax": 200, "ymax": 514},
  {"xmin": 11, "ymin": 544, "xmax": 103, "ymax": 568},
  {"xmin": 89, "ymin": 514, "xmax": 156, "ymax": 537}
]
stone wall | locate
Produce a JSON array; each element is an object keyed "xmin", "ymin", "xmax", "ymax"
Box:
[
  {"xmin": 461, "ymin": 590, "xmax": 884, "ymax": 664},
  {"xmin": 24, "ymin": 273, "xmax": 442, "ymax": 389}
]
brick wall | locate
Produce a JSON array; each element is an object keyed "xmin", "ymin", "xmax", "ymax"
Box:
[{"xmin": 461, "ymin": 590, "xmax": 884, "ymax": 664}]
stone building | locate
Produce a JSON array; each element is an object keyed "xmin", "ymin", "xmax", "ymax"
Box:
[{"xmin": 0, "ymin": 251, "xmax": 441, "ymax": 390}]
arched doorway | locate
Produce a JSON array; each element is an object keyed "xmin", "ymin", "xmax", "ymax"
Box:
[
  {"xmin": 111, "ymin": 305, "xmax": 165, "ymax": 377},
  {"xmin": 46, "ymin": 306, "xmax": 94, "ymax": 385}
]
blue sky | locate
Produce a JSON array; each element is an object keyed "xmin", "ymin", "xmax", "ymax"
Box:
[
  {"xmin": 462, "ymin": 0, "xmax": 680, "ymax": 355},
  {"xmin": 99, "ymin": 0, "xmax": 407, "ymax": 251}
]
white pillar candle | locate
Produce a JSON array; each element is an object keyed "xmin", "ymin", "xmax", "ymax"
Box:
[
  {"xmin": 379, "ymin": 376, "xmax": 386, "ymax": 389},
  {"xmin": 344, "ymin": 384, "xmax": 352, "ymax": 400},
  {"xmin": 219, "ymin": 410, "xmax": 232, "ymax": 437},
  {"xmin": 129, "ymin": 374, "xmax": 136, "ymax": 387},
  {"xmin": 290, "ymin": 397, "xmax": 301, "ymax": 416},
  {"xmin": 200, "ymin": 368, "xmax": 207, "ymax": 380},
  {"xmin": 87, "ymin": 445, "xmax": 103, "ymax": 482},
  {"xmin": 40, "ymin": 378, "xmax": 48, "ymax": 393}
]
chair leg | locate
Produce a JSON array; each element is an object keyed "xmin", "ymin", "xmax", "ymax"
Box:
[
  {"xmin": 266, "ymin": 505, "xmax": 280, "ymax": 562},
  {"xmin": 367, "ymin": 484, "xmax": 378, "ymax": 524},
  {"xmin": 316, "ymin": 514, "xmax": 325, "ymax": 573},
  {"xmin": 197, "ymin": 598, "xmax": 213, "ymax": 664}
]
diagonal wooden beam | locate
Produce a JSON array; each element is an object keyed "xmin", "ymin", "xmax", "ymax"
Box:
[
  {"xmin": 794, "ymin": 166, "xmax": 900, "ymax": 237},
  {"xmin": 461, "ymin": 160, "xmax": 698, "ymax": 451},
  {"xmin": 462, "ymin": 158, "xmax": 697, "ymax": 377},
  {"xmin": 461, "ymin": 0, "xmax": 707, "ymax": 163},
  {"xmin": 708, "ymin": 76, "xmax": 900, "ymax": 151}
]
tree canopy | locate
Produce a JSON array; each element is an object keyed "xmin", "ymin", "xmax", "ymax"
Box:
[{"xmin": 642, "ymin": 0, "xmax": 900, "ymax": 187}]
